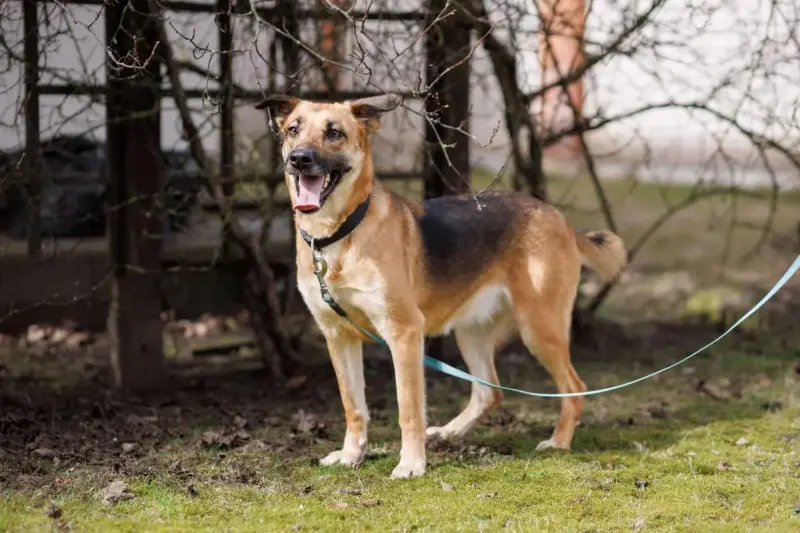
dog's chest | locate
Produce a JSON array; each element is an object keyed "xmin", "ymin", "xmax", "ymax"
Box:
[{"xmin": 296, "ymin": 246, "xmax": 386, "ymax": 328}]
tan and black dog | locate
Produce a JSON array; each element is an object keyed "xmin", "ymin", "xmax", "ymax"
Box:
[{"xmin": 255, "ymin": 93, "xmax": 627, "ymax": 479}]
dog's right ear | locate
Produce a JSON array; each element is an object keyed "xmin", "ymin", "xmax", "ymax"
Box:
[{"xmin": 255, "ymin": 94, "xmax": 299, "ymax": 128}]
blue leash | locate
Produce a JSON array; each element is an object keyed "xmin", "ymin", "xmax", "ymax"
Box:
[{"xmin": 313, "ymin": 251, "xmax": 800, "ymax": 398}]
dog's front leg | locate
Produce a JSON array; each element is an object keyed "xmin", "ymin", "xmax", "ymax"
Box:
[
  {"xmin": 386, "ymin": 321, "xmax": 427, "ymax": 479},
  {"xmin": 319, "ymin": 329, "xmax": 368, "ymax": 467}
]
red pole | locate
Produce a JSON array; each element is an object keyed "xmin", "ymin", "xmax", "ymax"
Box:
[
  {"xmin": 536, "ymin": 0, "xmax": 586, "ymax": 157},
  {"xmin": 318, "ymin": 0, "xmax": 346, "ymax": 92}
]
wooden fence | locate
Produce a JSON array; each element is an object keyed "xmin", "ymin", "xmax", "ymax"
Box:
[{"xmin": 4, "ymin": 0, "xmax": 473, "ymax": 389}]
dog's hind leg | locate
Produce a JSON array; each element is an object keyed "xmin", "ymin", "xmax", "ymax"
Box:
[
  {"xmin": 511, "ymin": 257, "xmax": 587, "ymax": 451},
  {"xmin": 319, "ymin": 330, "xmax": 369, "ymax": 467},
  {"xmin": 426, "ymin": 318, "xmax": 512, "ymax": 441}
]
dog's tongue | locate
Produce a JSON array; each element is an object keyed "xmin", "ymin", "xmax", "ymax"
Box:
[{"xmin": 296, "ymin": 174, "xmax": 325, "ymax": 211}]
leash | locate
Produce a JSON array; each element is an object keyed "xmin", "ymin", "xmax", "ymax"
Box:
[{"xmin": 303, "ymin": 202, "xmax": 800, "ymax": 397}]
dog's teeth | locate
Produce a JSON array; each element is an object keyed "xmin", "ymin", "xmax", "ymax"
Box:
[{"xmin": 323, "ymin": 175, "xmax": 330, "ymax": 187}]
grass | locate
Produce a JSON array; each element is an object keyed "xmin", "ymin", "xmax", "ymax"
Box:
[
  {"xmin": 2, "ymin": 172, "xmax": 799, "ymax": 532},
  {"xmin": 2, "ymin": 325, "xmax": 799, "ymax": 532}
]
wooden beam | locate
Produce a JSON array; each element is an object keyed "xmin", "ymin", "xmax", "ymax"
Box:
[
  {"xmin": 23, "ymin": 0, "xmax": 41, "ymax": 257},
  {"xmin": 41, "ymin": 0, "xmax": 426, "ymax": 20},
  {"xmin": 37, "ymin": 83, "xmax": 420, "ymax": 102},
  {"xmin": 423, "ymin": 0, "xmax": 472, "ymax": 198},
  {"xmin": 218, "ymin": 0, "xmax": 235, "ymax": 257},
  {"xmin": 105, "ymin": 0, "xmax": 166, "ymax": 391}
]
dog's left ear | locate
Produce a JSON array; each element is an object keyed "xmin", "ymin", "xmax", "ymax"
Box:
[
  {"xmin": 349, "ymin": 93, "xmax": 403, "ymax": 133},
  {"xmin": 255, "ymin": 94, "xmax": 299, "ymax": 128}
]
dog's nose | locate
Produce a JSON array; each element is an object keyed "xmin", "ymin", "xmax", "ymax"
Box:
[{"xmin": 288, "ymin": 147, "xmax": 316, "ymax": 170}]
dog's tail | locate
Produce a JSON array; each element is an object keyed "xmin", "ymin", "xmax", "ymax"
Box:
[{"xmin": 575, "ymin": 229, "xmax": 627, "ymax": 282}]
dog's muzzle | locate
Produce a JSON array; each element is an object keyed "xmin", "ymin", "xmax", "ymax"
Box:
[{"xmin": 286, "ymin": 147, "xmax": 348, "ymax": 213}]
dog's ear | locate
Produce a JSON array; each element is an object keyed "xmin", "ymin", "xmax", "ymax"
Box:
[
  {"xmin": 255, "ymin": 94, "xmax": 299, "ymax": 128},
  {"xmin": 349, "ymin": 93, "xmax": 403, "ymax": 133}
]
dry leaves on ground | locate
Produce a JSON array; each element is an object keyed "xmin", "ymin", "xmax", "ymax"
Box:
[{"xmin": 101, "ymin": 480, "xmax": 135, "ymax": 505}]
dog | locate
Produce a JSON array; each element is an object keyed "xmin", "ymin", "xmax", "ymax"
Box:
[{"xmin": 255, "ymin": 93, "xmax": 627, "ymax": 479}]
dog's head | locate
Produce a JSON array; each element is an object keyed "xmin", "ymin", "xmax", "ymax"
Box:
[{"xmin": 255, "ymin": 93, "xmax": 402, "ymax": 214}]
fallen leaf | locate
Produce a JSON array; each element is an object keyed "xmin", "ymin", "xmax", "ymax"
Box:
[
  {"xmin": 635, "ymin": 479, "xmax": 649, "ymax": 489},
  {"xmin": 329, "ymin": 501, "xmax": 349, "ymax": 509},
  {"xmin": 101, "ymin": 480, "xmax": 135, "ymax": 505},
  {"xmin": 26, "ymin": 325, "xmax": 47, "ymax": 344},
  {"xmin": 45, "ymin": 502, "xmax": 62, "ymax": 519},
  {"xmin": 360, "ymin": 499, "xmax": 382, "ymax": 507},
  {"xmin": 735, "ymin": 437, "xmax": 749, "ymax": 446},
  {"xmin": 632, "ymin": 441, "xmax": 647, "ymax": 453},
  {"xmin": 478, "ymin": 491, "xmax": 499, "ymax": 499},
  {"xmin": 121, "ymin": 442, "xmax": 137, "ymax": 455},
  {"xmin": 751, "ymin": 373, "xmax": 772, "ymax": 389},
  {"xmin": 202, "ymin": 429, "xmax": 249, "ymax": 450},
  {"xmin": 717, "ymin": 461, "xmax": 732, "ymax": 471},
  {"xmin": 202, "ymin": 431, "xmax": 223, "ymax": 446},
  {"xmin": 440, "ymin": 481, "xmax": 454, "ymax": 492},
  {"xmin": 233, "ymin": 416, "xmax": 248, "ymax": 429},
  {"xmin": 64, "ymin": 331, "xmax": 91, "ymax": 348},
  {"xmin": 286, "ymin": 375, "xmax": 308, "ymax": 391},
  {"xmin": 696, "ymin": 380, "xmax": 731, "ymax": 401},
  {"xmin": 292, "ymin": 410, "xmax": 325, "ymax": 436},
  {"xmin": 291, "ymin": 525, "xmax": 302, "ymax": 532},
  {"xmin": 187, "ymin": 483, "xmax": 198, "ymax": 497},
  {"xmin": 632, "ymin": 516, "xmax": 646, "ymax": 531},
  {"xmin": 32, "ymin": 447, "xmax": 56, "ymax": 458}
]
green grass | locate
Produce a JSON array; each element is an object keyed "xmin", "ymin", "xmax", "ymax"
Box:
[{"xmin": 2, "ymin": 335, "xmax": 799, "ymax": 532}]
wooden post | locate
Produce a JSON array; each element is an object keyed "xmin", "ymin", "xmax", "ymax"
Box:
[
  {"xmin": 105, "ymin": 0, "xmax": 165, "ymax": 391},
  {"xmin": 536, "ymin": 0, "xmax": 586, "ymax": 157},
  {"xmin": 218, "ymin": 0, "xmax": 235, "ymax": 256},
  {"xmin": 23, "ymin": 0, "xmax": 41, "ymax": 257},
  {"xmin": 423, "ymin": 0, "xmax": 472, "ymax": 361},
  {"xmin": 423, "ymin": 1, "xmax": 471, "ymax": 198}
]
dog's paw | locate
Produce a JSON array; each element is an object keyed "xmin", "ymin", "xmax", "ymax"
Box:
[
  {"xmin": 535, "ymin": 438, "xmax": 570, "ymax": 452},
  {"xmin": 319, "ymin": 448, "xmax": 364, "ymax": 467},
  {"xmin": 426, "ymin": 425, "xmax": 460, "ymax": 441},
  {"xmin": 390, "ymin": 456, "xmax": 426, "ymax": 479}
]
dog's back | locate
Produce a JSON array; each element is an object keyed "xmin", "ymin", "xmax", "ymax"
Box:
[{"xmin": 414, "ymin": 191, "xmax": 539, "ymax": 285}]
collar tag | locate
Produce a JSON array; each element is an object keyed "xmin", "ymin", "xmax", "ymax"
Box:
[{"xmin": 312, "ymin": 248, "xmax": 334, "ymax": 304}]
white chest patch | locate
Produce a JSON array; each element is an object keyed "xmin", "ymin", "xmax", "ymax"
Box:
[
  {"xmin": 441, "ymin": 284, "xmax": 511, "ymax": 334},
  {"xmin": 297, "ymin": 250, "xmax": 389, "ymax": 335}
]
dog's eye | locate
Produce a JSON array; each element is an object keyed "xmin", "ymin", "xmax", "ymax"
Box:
[
  {"xmin": 286, "ymin": 125, "xmax": 299, "ymax": 138},
  {"xmin": 325, "ymin": 128, "xmax": 345, "ymax": 141}
]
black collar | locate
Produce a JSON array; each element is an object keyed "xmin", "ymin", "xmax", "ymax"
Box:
[{"xmin": 299, "ymin": 195, "xmax": 371, "ymax": 250}]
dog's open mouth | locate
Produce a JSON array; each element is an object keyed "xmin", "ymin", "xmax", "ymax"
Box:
[{"xmin": 295, "ymin": 169, "xmax": 345, "ymax": 212}]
